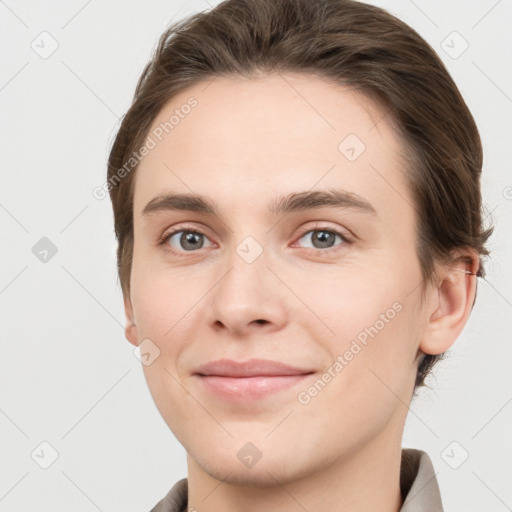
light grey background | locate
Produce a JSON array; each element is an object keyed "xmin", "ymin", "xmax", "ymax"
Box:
[{"xmin": 0, "ymin": 0, "xmax": 510, "ymax": 510}]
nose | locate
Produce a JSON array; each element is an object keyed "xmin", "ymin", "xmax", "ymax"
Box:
[{"xmin": 208, "ymin": 245, "xmax": 289, "ymax": 337}]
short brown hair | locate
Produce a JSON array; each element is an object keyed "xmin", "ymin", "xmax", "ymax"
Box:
[{"xmin": 107, "ymin": 0, "xmax": 493, "ymax": 389}]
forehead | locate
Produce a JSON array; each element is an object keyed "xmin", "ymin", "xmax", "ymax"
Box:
[{"xmin": 133, "ymin": 72, "xmax": 412, "ymax": 220}]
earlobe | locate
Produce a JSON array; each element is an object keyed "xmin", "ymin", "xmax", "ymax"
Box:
[
  {"xmin": 123, "ymin": 295, "xmax": 139, "ymax": 347},
  {"xmin": 419, "ymin": 253, "xmax": 478, "ymax": 356}
]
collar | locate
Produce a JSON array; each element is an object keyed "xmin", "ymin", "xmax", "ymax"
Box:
[{"xmin": 150, "ymin": 447, "xmax": 444, "ymax": 512}]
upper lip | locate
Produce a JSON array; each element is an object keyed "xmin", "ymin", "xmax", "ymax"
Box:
[{"xmin": 194, "ymin": 358, "xmax": 314, "ymax": 377}]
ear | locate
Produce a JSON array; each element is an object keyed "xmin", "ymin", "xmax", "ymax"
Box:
[
  {"xmin": 123, "ymin": 294, "xmax": 139, "ymax": 347},
  {"xmin": 419, "ymin": 250, "xmax": 479, "ymax": 356}
]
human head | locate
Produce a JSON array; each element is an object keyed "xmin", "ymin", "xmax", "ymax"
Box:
[{"xmin": 107, "ymin": 0, "xmax": 492, "ymax": 394}]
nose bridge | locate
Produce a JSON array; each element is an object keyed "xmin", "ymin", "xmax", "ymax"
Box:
[{"xmin": 209, "ymin": 231, "xmax": 287, "ymax": 334}]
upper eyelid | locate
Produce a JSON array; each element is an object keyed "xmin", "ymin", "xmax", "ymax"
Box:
[
  {"xmin": 160, "ymin": 223, "xmax": 213, "ymax": 244},
  {"xmin": 295, "ymin": 222, "xmax": 351, "ymax": 237},
  {"xmin": 163, "ymin": 222, "xmax": 348, "ymax": 235}
]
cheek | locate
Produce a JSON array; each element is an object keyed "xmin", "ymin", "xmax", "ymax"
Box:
[
  {"xmin": 300, "ymin": 267, "xmax": 416, "ymax": 388},
  {"xmin": 130, "ymin": 247, "xmax": 193, "ymax": 338},
  {"xmin": 129, "ymin": 261, "xmax": 214, "ymax": 377},
  {"xmin": 132, "ymin": 269, "xmax": 198, "ymax": 424},
  {"xmin": 301, "ymin": 306, "xmax": 415, "ymax": 430},
  {"xmin": 293, "ymin": 265, "xmax": 397, "ymax": 342}
]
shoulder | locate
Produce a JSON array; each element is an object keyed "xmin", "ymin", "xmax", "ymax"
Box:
[
  {"xmin": 149, "ymin": 478, "xmax": 188, "ymax": 512},
  {"xmin": 400, "ymin": 448, "xmax": 444, "ymax": 511}
]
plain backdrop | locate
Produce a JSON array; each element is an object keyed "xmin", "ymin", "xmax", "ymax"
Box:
[{"xmin": 0, "ymin": 0, "xmax": 511, "ymax": 511}]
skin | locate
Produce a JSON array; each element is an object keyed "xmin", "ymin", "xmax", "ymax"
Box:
[{"xmin": 123, "ymin": 72, "xmax": 478, "ymax": 512}]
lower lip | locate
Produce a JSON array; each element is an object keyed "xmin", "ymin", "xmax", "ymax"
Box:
[{"xmin": 196, "ymin": 374, "xmax": 312, "ymax": 401}]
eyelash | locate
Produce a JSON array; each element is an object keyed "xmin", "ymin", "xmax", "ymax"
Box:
[{"xmin": 158, "ymin": 223, "xmax": 352, "ymax": 257}]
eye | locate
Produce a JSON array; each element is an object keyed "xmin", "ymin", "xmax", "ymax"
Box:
[
  {"xmin": 294, "ymin": 226, "xmax": 351, "ymax": 253},
  {"xmin": 158, "ymin": 223, "xmax": 352, "ymax": 257},
  {"xmin": 159, "ymin": 226, "xmax": 214, "ymax": 254}
]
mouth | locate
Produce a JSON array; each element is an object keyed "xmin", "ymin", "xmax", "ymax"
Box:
[{"xmin": 193, "ymin": 358, "xmax": 315, "ymax": 401}]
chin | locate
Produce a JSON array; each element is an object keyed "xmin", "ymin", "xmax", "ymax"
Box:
[
  {"xmin": 198, "ymin": 458, "xmax": 303, "ymax": 488},
  {"xmin": 189, "ymin": 443, "xmax": 316, "ymax": 488}
]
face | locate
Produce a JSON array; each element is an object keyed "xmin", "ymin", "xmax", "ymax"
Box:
[{"xmin": 125, "ymin": 72, "xmax": 434, "ymax": 485}]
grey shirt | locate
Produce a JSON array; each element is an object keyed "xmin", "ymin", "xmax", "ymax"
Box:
[{"xmin": 150, "ymin": 448, "xmax": 444, "ymax": 512}]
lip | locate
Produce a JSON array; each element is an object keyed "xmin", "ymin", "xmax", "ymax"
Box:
[
  {"xmin": 194, "ymin": 358, "xmax": 314, "ymax": 377},
  {"xmin": 193, "ymin": 358, "xmax": 315, "ymax": 401}
]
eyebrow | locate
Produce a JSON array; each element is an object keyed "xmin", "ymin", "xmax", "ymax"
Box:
[{"xmin": 142, "ymin": 189, "xmax": 378, "ymax": 218}]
